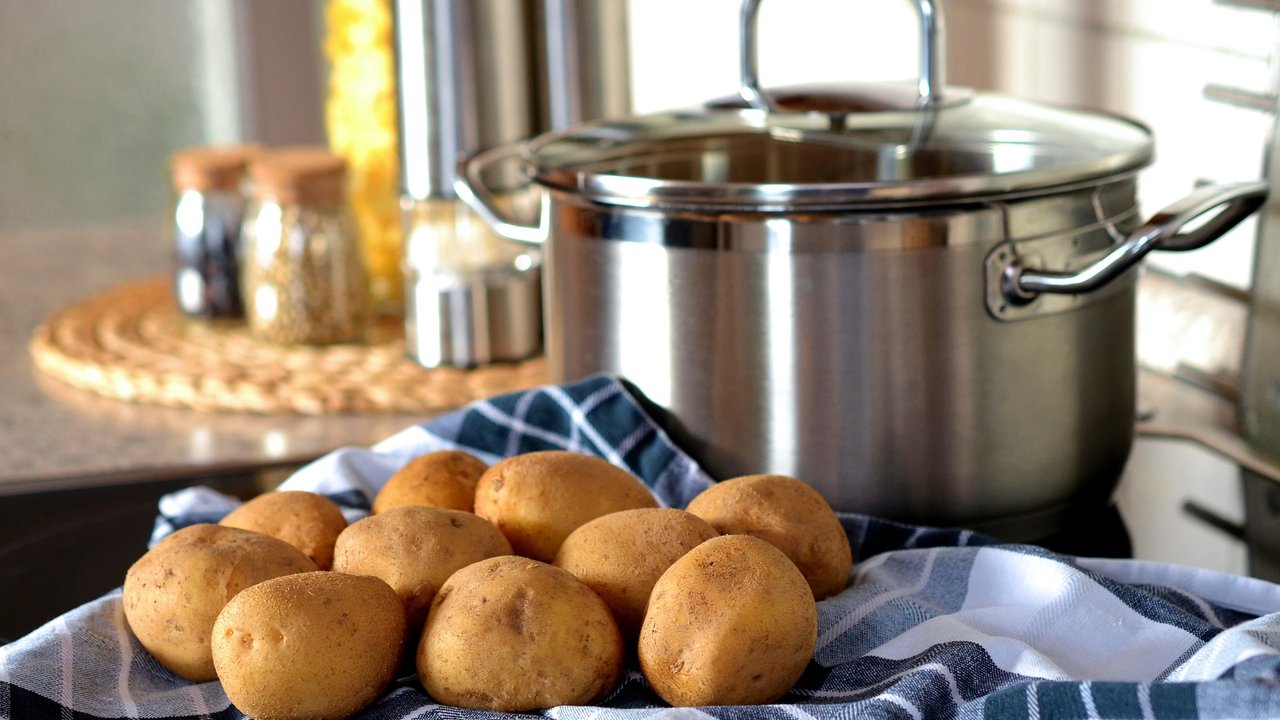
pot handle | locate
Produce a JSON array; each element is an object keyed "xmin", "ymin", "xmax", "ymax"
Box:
[
  {"xmin": 1001, "ymin": 180, "xmax": 1269, "ymax": 304},
  {"xmin": 452, "ymin": 142, "xmax": 546, "ymax": 245},
  {"xmin": 738, "ymin": 0, "xmax": 946, "ymax": 112}
]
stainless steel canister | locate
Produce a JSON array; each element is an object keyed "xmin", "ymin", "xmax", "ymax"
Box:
[
  {"xmin": 456, "ymin": 0, "xmax": 1268, "ymax": 537},
  {"xmin": 392, "ymin": 0, "xmax": 630, "ymax": 367}
]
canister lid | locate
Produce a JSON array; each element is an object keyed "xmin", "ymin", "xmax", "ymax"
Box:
[
  {"xmin": 249, "ymin": 147, "xmax": 348, "ymax": 205},
  {"xmin": 522, "ymin": 86, "xmax": 1155, "ymax": 211},
  {"xmin": 170, "ymin": 144, "xmax": 262, "ymax": 192}
]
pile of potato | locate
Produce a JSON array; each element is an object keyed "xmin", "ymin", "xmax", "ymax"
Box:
[{"xmin": 121, "ymin": 449, "xmax": 854, "ymax": 719}]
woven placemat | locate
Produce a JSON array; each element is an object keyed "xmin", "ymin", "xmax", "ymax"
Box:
[{"xmin": 30, "ymin": 276, "xmax": 548, "ymax": 415}]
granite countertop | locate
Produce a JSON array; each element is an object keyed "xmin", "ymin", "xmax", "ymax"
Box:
[{"xmin": 0, "ymin": 219, "xmax": 432, "ymax": 494}]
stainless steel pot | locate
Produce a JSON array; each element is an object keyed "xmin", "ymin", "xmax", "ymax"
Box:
[{"xmin": 457, "ymin": 0, "xmax": 1268, "ymax": 536}]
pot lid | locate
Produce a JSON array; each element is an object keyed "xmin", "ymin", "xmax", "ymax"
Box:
[{"xmin": 523, "ymin": 86, "xmax": 1155, "ymax": 211}]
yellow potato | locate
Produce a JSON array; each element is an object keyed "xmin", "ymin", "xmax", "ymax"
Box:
[
  {"xmin": 473, "ymin": 450, "xmax": 658, "ymax": 561},
  {"xmin": 418, "ymin": 555, "xmax": 623, "ymax": 712},
  {"xmin": 122, "ymin": 524, "xmax": 317, "ymax": 682},
  {"xmin": 373, "ymin": 449, "xmax": 488, "ymax": 514},
  {"xmin": 218, "ymin": 490, "xmax": 347, "ymax": 570},
  {"xmin": 553, "ymin": 508, "xmax": 717, "ymax": 642},
  {"xmin": 212, "ymin": 571, "xmax": 405, "ymax": 720},
  {"xmin": 685, "ymin": 474, "xmax": 853, "ymax": 599},
  {"xmin": 638, "ymin": 535, "xmax": 818, "ymax": 707},
  {"xmin": 332, "ymin": 505, "xmax": 512, "ymax": 630}
]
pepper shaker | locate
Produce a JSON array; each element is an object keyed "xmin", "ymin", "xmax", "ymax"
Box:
[
  {"xmin": 241, "ymin": 147, "xmax": 369, "ymax": 345},
  {"xmin": 170, "ymin": 145, "xmax": 261, "ymax": 319}
]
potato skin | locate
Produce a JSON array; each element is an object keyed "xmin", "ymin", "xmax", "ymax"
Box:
[
  {"xmin": 212, "ymin": 571, "xmax": 406, "ymax": 720},
  {"xmin": 685, "ymin": 474, "xmax": 853, "ymax": 599},
  {"xmin": 418, "ymin": 555, "xmax": 623, "ymax": 712},
  {"xmin": 554, "ymin": 508, "xmax": 717, "ymax": 642},
  {"xmin": 373, "ymin": 450, "xmax": 488, "ymax": 514},
  {"xmin": 122, "ymin": 524, "xmax": 317, "ymax": 681},
  {"xmin": 218, "ymin": 490, "xmax": 348, "ymax": 570},
  {"xmin": 473, "ymin": 451, "xmax": 658, "ymax": 561},
  {"xmin": 332, "ymin": 506, "xmax": 512, "ymax": 630},
  {"xmin": 638, "ymin": 535, "xmax": 818, "ymax": 707}
]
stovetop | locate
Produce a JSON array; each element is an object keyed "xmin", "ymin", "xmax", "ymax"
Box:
[
  {"xmin": 0, "ymin": 465, "xmax": 292, "ymax": 644},
  {"xmin": 1112, "ymin": 435, "xmax": 1274, "ymax": 580}
]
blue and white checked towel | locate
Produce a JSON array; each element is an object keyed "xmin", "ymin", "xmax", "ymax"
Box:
[{"xmin": 5, "ymin": 375, "xmax": 1280, "ymax": 719}]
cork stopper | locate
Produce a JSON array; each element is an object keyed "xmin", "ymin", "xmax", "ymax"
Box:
[
  {"xmin": 170, "ymin": 144, "xmax": 263, "ymax": 192},
  {"xmin": 249, "ymin": 147, "xmax": 348, "ymax": 206}
]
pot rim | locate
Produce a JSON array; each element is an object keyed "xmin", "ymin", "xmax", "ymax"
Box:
[
  {"xmin": 529, "ymin": 160, "xmax": 1153, "ymax": 214},
  {"xmin": 520, "ymin": 95, "xmax": 1156, "ymax": 212}
]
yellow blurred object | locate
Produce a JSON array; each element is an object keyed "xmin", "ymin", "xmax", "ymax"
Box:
[{"xmin": 324, "ymin": 0, "xmax": 403, "ymax": 316}]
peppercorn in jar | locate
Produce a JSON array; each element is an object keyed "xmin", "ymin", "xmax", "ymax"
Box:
[
  {"xmin": 170, "ymin": 144, "xmax": 261, "ymax": 319},
  {"xmin": 241, "ymin": 147, "xmax": 369, "ymax": 345}
]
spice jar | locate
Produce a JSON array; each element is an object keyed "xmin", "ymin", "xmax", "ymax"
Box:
[
  {"xmin": 241, "ymin": 147, "xmax": 368, "ymax": 345},
  {"xmin": 170, "ymin": 144, "xmax": 261, "ymax": 318}
]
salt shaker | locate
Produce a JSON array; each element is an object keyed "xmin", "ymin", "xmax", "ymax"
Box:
[
  {"xmin": 402, "ymin": 198, "xmax": 542, "ymax": 367},
  {"xmin": 170, "ymin": 145, "xmax": 261, "ymax": 318},
  {"xmin": 241, "ymin": 147, "xmax": 368, "ymax": 345}
]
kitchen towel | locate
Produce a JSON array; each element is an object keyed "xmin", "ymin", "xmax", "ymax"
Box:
[{"xmin": 5, "ymin": 374, "xmax": 1280, "ymax": 720}]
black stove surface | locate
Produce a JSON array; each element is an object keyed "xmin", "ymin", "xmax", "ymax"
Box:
[
  {"xmin": 0, "ymin": 466, "xmax": 293, "ymax": 644},
  {"xmin": 1024, "ymin": 503, "xmax": 1133, "ymax": 559}
]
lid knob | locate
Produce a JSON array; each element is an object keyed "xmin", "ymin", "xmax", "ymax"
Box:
[{"xmin": 738, "ymin": 0, "xmax": 948, "ymax": 112}]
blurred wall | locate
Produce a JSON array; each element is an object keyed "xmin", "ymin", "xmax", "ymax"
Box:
[{"xmin": 0, "ymin": 0, "xmax": 325, "ymax": 233}]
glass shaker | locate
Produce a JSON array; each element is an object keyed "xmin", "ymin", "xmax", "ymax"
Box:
[
  {"xmin": 241, "ymin": 147, "xmax": 369, "ymax": 345},
  {"xmin": 403, "ymin": 197, "xmax": 542, "ymax": 368},
  {"xmin": 170, "ymin": 145, "xmax": 261, "ymax": 319}
]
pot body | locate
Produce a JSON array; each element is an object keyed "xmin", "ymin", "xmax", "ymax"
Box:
[{"xmin": 542, "ymin": 178, "xmax": 1141, "ymax": 535}]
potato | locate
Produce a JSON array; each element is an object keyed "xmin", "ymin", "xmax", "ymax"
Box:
[
  {"xmin": 122, "ymin": 524, "xmax": 317, "ymax": 681},
  {"xmin": 685, "ymin": 474, "xmax": 852, "ymax": 599},
  {"xmin": 212, "ymin": 571, "xmax": 406, "ymax": 720},
  {"xmin": 218, "ymin": 490, "xmax": 347, "ymax": 570},
  {"xmin": 473, "ymin": 450, "xmax": 658, "ymax": 561},
  {"xmin": 418, "ymin": 555, "xmax": 623, "ymax": 711},
  {"xmin": 373, "ymin": 449, "xmax": 488, "ymax": 514},
  {"xmin": 553, "ymin": 508, "xmax": 717, "ymax": 641},
  {"xmin": 638, "ymin": 535, "xmax": 817, "ymax": 706},
  {"xmin": 332, "ymin": 506, "xmax": 512, "ymax": 630}
]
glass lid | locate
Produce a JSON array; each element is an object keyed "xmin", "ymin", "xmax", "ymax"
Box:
[{"xmin": 523, "ymin": 90, "xmax": 1155, "ymax": 211}]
